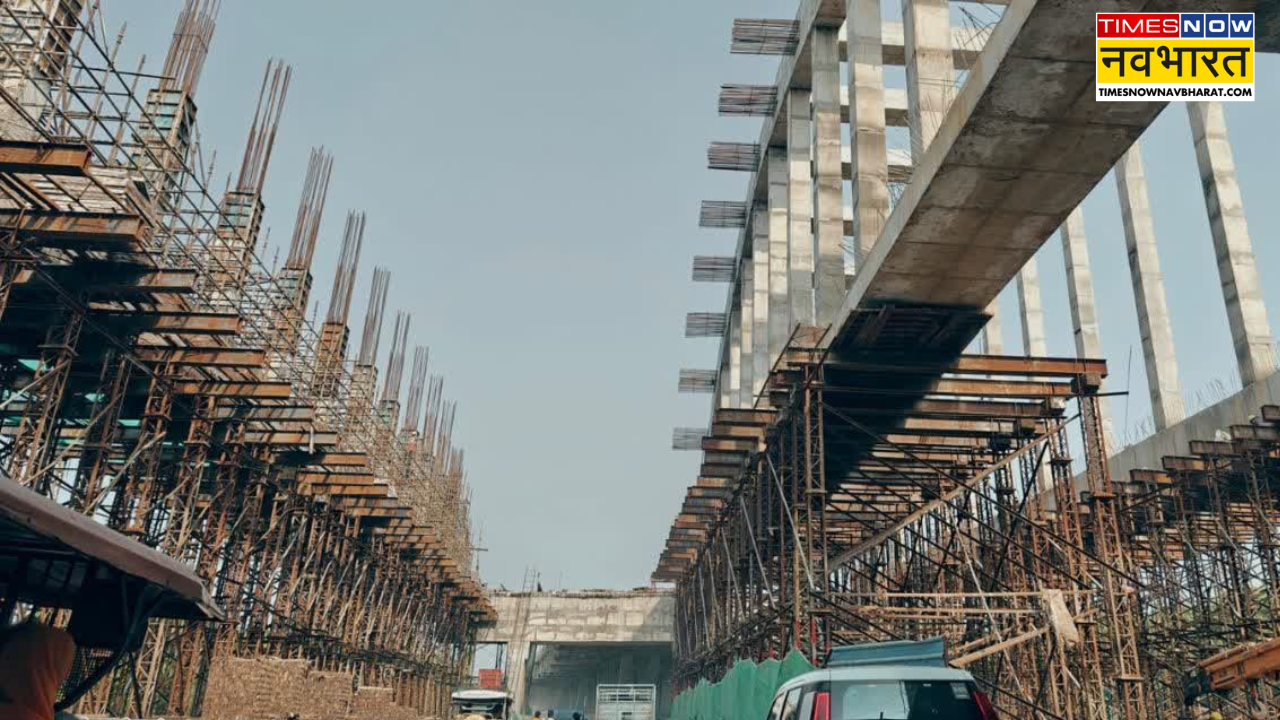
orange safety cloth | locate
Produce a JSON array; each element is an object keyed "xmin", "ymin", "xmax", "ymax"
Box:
[{"xmin": 0, "ymin": 624, "xmax": 76, "ymax": 720}]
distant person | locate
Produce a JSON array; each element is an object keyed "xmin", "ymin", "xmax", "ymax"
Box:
[
  {"xmin": 532, "ymin": 711, "xmax": 542, "ymax": 719},
  {"xmin": 573, "ymin": 713, "xmax": 582, "ymax": 720},
  {"xmin": 548, "ymin": 711, "xmax": 556, "ymax": 720},
  {"xmin": 0, "ymin": 623, "xmax": 76, "ymax": 720}
]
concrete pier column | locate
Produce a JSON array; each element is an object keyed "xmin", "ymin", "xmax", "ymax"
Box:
[
  {"xmin": 1017, "ymin": 259, "xmax": 1048, "ymax": 356},
  {"xmin": 1060, "ymin": 207, "xmax": 1116, "ymax": 447},
  {"xmin": 752, "ymin": 210, "xmax": 771, "ymax": 399},
  {"xmin": 847, "ymin": 0, "xmax": 890, "ymax": 266},
  {"xmin": 718, "ymin": 350, "xmax": 732, "ymax": 410},
  {"xmin": 787, "ymin": 89, "xmax": 815, "ymax": 328},
  {"xmin": 767, "ymin": 148, "xmax": 791, "ymax": 360},
  {"xmin": 811, "ymin": 27, "xmax": 845, "ymax": 325},
  {"xmin": 1060, "ymin": 209, "xmax": 1104, "ymax": 360},
  {"xmin": 981, "ymin": 301, "xmax": 1005, "ymax": 355},
  {"xmin": 728, "ymin": 302, "xmax": 742, "ymax": 407},
  {"xmin": 902, "ymin": 0, "xmax": 954, "ymax": 160},
  {"xmin": 1116, "ymin": 144, "xmax": 1186, "ymax": 430},
  {"xmin": 739, "ymin": 271, "xmax": 755, "ymax": 408},
  {"xmin": 1187, "ymin": 101, "xmax": 1276, "ymax": 387}
]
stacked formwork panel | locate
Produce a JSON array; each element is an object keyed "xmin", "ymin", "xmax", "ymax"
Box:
[{"xmin": 0, "ymin": 2, "xmax": 491, "ymax": 718}]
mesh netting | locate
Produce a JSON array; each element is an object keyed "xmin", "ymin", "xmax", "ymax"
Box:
[{"xmin": 669, "ymin": 652, "xmax": 814, "ymax": 720}]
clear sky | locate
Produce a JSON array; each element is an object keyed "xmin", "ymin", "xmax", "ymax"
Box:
[{"xmin": 103, "ymin": 1, "xmax": 1280, "ymax": 591}]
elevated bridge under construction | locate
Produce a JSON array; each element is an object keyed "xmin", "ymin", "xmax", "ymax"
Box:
[{"xmin": 662, "ymin": 1, "xmax": 1280, "ymax": 719}]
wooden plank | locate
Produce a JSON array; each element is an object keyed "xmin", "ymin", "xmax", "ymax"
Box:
[
  {"xmin": 298, "ymin": 471, "xmax": 378, "ymax": 485},
  {"xmin": 89, "ymin": 269, "xmax": 199, "ymax": 295},
  {"xmin": 0, "ymin": 141, "xmax": 91, "ymax": 176},
  {"xmin": 135, "ymin": 346, "xmax": 268, "ymax": 368},
  {"xmin": 243, "ymin": 431, "xmax": 338, "ymax": 446},
  {"xmin": 0, "ymin": 210, "xmax": 148, "ymax": 246},
  {"xmin": 822, "ymin": 352, "xmax": 1108, "ymax": 378},
  {"xmin": 313, "ymin": 452, "xmax": 369, "ymax": 467},
  {"xmin": 170, "ymin": 381, "xmax": 292, "ymax": 399},
  {"xmin": 304, "ymin": 483, "xmax": 391, "ymax": 498}
]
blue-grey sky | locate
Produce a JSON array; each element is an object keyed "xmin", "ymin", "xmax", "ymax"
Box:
[{"xmin": 104, "ymin": 2, "xmax": 1280, "ymax": 591}]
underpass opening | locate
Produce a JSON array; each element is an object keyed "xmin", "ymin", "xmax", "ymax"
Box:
[{"xmin": 524, "ymin": 642, "xmax": 672, "ymax": 720}]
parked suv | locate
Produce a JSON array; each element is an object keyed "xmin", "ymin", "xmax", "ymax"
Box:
[{"xmin": 766, "ymin": 639, "xmax": 999, "ymax": 720}]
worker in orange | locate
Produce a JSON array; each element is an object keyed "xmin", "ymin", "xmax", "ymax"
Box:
[{"xmin": 0, "ymin": 623, "xmax": 77, "ymax": 720}]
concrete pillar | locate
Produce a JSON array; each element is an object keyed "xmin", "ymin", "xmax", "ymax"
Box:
[
  {"xmin": 508, "ymin": 640, "xmax": 532, "ymax": 712},
  {"xmin": 811, "ymin": 27, "xmax": 845, "ymax": 325},
  {"xmin": 1187, "ymin": 101, "xmax": 1277, "ymax": 387},
  {"xmin": 847, "ymin": 0, "xmax": 890, "ymax": 267},
  {"xmin": 981, "ymin": 300, "xmax": 1005, "ymax": 355},
  {"xmin": 787, "ymin": 90, "xmax": 815, "ymax": 328},
  {"xmin": 728, "ymin": 302, "xmax": 742, "ymax": 407},
  {"xmin": 1116, "ymin": 145, "xmax": 1186, "ymax": 430},
  {"xmin": 752, "ymin": 210, "xmax": 771, "ymax": 399},
  {"xmin": 1060, "ymin": 208, "xmax": 1117, "ymax": 449},
  {"xmin": 1060, "ymin": 209, "xmax": 1104, "ymax": 360},
  {"xmin": 767, "ymin": 148, "xmax": 791, "ymax": 360},
  {"xmin": 902, "ymin": 0, "xmax": 954, "ymax": 161},
  {"xmin": 740, "ymin": 267, "xmax": 755, "ymax": 408},
  {"xmin": 1016, "ymin": 259, "xmax": 1048, "ymax": 356}
]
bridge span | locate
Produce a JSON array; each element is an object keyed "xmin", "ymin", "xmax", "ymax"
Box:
[
  {"xmin": 478, "ymin": 591, "xmax": 675, "ymax": 716},
  {"xmin": 663, "ymin": 1, "xmax": 1280, "ymax": 718}
]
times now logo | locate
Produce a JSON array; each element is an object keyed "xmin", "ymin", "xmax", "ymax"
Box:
[{"xmin": 1097, "ymin": 13, "xmax": 1255, "ymax": 38}]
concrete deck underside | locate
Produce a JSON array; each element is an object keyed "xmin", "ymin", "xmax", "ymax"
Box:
[{"xmin": 799, "ymin": 0, "xmax": 1280, "ymax": 347}]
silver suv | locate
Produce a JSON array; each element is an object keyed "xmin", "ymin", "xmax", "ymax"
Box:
[{"xmin": 765, "ymin": 640, "xmax": 999, "ymax": 720}]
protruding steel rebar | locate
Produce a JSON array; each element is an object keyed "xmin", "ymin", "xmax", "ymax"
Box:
[
  {"xmin": 357, "ymin": 267, "xmax": 390, "ymax": 367},
  {"xmin": 719, "ymin": 84, "xmax": 778, "ymax": 117},
  {"xmin": 678, "ymin": 369, "xmax": 718, "ymax": 394},
  {"xmin": 235, "ymin": 58, "xmax": 291, "ymax": 196},
  {"xmin": 699, "ymin": 201, "xmax": 748, "ymax": 229},
  {"xmin": 685, "ymin": 312, "xmax": 728, "ymax": 338},
  {"xmin": 708, "ymin": 142, "xmax": 760, "ymax": 172},
  {"xmin": 731, "ymin": 19, "xmax": 799, "ymax": 55},
  {"xmin": 285, "ymin": 148, "xmax": 333, "ymax": 271},
  {"xmin": 159, "ymin": 0, "xmax": 219, "ymax": 96},
  {"xmin": 692, "ymin": 256, "xmax": 735, "ymax": 283},
  {"xmin": 325, "ymin": 212, "xmax": 365, "ymax": 325}
]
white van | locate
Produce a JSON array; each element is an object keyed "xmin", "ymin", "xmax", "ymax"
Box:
[{"xmin": 765, "ymin": 640, "xmax": 999, "ymax": 720}]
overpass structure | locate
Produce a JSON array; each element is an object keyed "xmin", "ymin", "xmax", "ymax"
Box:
[
  {"xmin": 478, "ymin": 591, "xmax": 675, "ymax": 717},
  {"xmin": 663, "ymin": 1, "xmax": 1280, "ymax": 719}
]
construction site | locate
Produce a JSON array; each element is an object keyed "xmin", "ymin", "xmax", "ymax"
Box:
[
  {"xmin": 5, "ymin": 0, "xmax": 1280, "ymax": 719},
  {"xmin": 0, "ymin": 1, "xmax": 491, "ymax": 718},
  {"xmin": 658, "ymin": 1, "xmax": 1280, "ymax": 719}
]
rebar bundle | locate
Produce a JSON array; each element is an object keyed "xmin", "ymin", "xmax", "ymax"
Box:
[
  {"xmin": 707, "ymin": 141, "xmax": 760, "ymax": 172},
  {"xmin": 731, "ymin": 19, "xmax": 800, "ymax": 55},
  {"xmin": 678, "ymin": 369, "xmax": 718, "ymax": 394},
  {"xmin": 403, "ymin": 346, "xmax": 430, "ymax": 434},
  {"xmin": 685, "ymin": 312, "xmax": 728, "ymax": 338},
  {"xmin": 235, "ymin": 58, "xmax": 289, "ymax": 196},
  {"xmin": 325, "ymin": 211, "xmax": 365, "ymax": 325},
  {"xmin": 382, "ymin": 311, "xmax": 411, "ymax": 404},
  {"xmin": 671, "ymin": 427, "xmax": 709, "ymax": 451},
  {"xmin": 699, "ymin": 200, "xmax": 747, "ymax": 228},
  {"xmin": 159, "ymin": 0, "xmax": 218, "ymax": 96},
  {"xmin": 718, "ymin": 84, "xmax": 778, "ymax": 117},
  {"xmin": 358, "ymin": 267, "xmax": 391, "ymax": 366},
  {"xmin": 285, "ymin": 147, "xmax": 333, "ymax": 271},
  {"xmin": 692, "ymin": 255, "xmax": 735, "ymax": 283}
]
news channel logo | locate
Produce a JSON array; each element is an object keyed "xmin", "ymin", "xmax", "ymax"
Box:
[{"xmin": 1096, "ymin": 13, "xmax": 1255, "ymax": 102}]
